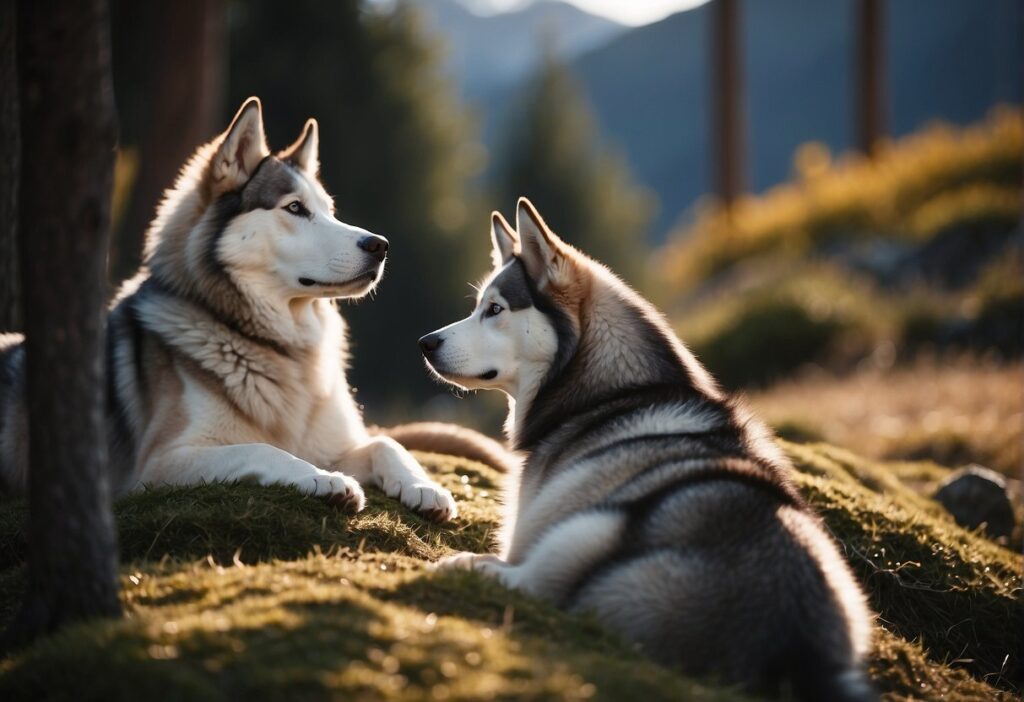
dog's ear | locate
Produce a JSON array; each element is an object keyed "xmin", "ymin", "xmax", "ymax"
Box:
[
  {"xmin": 516, "ymin": 197, "xmax": 566, "ymax": 288},
  {"xmin": 490, "ymin": 211, "xmax": 518, "ymax": 267},
  {"xmin": 280, "ymin": 118, "xmax": 319, "ymax": 174},
  {"xmin": 210, "ymin": 97, "xmax": 269, "ymax": 194}
]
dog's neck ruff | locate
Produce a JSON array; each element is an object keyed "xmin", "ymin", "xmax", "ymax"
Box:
[
  {"xmin": 147, "ymin": 274, "xmax": 293, "ymax": 357},
  {"xmin": 510, "ymin": 278, "xmax": 711, "ymax": 453},
  {"xmin": 133, "ymin": 277, "xmax": 343, "ymax": 430}
]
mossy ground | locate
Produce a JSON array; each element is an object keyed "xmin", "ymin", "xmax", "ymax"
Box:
[{"xmin": 0, "ymin": 446, "xmax": 1020, "ymax": 701}]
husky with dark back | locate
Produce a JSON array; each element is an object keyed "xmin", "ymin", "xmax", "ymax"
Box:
[
  {"xmin": 0, "ymin": 98, "xmax": 512, "ymax": 517},
  {"xmin": 419, "ymin": 199, "xmax": 875, "ymax": 699}
]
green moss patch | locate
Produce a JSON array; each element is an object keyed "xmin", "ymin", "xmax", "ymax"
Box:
[
  {"xmin": 0, "ymin": 453, "xmax": 501, "ymax": 570},
  {"xmin": 783, "ymin": 440, "xmax": 1023, "ymax": 690}
]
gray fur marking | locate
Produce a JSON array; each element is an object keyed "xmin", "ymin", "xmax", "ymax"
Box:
[
  {"xmin": 491, "ymin": 260, "xmax": 533, "ymax": 311},
  {"xmin": 240, "ymin": 157, "xmax": 301, "ymax": 213}
]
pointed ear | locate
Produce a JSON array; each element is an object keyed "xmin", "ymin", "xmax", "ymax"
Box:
[
  {"xmin": 516, "ymin": 197, "xmax": 564, "ymax": 287},
  {"xmin": 490, "ymin": 211, "xmax": 518, "ymax": 267},
  {"xmin": 280, "ymin": 118, "xmax": 319, "ymax": 174},
  {"xmin": 210, "ymin": 97, "xmax": 269, "ymax": 193}
]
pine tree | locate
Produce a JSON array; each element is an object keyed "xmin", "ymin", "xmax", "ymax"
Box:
[
  {"xmin": 227, "ymin": 0, "xmax": 486, "ymax": 415},
  {"xmin": 493, "ymin": 50, "xmax": 654, "ymax": 286}
]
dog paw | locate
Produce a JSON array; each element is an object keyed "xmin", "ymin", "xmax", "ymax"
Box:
[
  {"xmin": 433, "ymin": 552, "xmax": 483, "ymax": 571},
  {"xmin": 407, "ymin": 481, "xmax": 459, "ymax": 522},
  {"xmin": 381, "ymin": 476, "xmax": 458, "ymax": 522},
  {"xmin": 431, "ymin": 552, "xmax": 504, "ymax": 575},
  {"xmin": 302, "ymin": 471, "xmax": 366, "ymax": 513}
]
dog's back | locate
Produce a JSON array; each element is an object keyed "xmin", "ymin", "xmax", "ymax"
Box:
[{"xmin": 505, "ymin": 389, "xmax": 874, "ymax": 700}]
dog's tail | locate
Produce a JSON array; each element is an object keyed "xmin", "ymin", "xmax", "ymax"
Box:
[{"xmin": 373, "ymin": 422, "xmax": 519, "ymax": 473}]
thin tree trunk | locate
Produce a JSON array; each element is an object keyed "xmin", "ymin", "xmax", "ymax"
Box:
[
  {"xmin": 0, "ymin": 0, "xmax": 19, "ymax": 332},
  {"xmin": 2, "ymin": 0, "xmax": 121, "ymax": 650},
  {"xmin": 711, "ymin": 0, "xmax": 745, "ymax": 205},
  {"xmin": 856, "ymin": 0, "xmax": 885, "ymax": 156},
  {"xmin": 110, "ymin": 0, "xmax": 225, "ymax": 284}
]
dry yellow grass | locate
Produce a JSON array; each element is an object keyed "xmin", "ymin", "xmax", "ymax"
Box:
[
  {"xmin": 657, "ymin": 107, "xmax": 1023, "ymax": 292},
  {"xmin": 749, "ymin": 357, "xmax": 1024, "ymax": 478}
]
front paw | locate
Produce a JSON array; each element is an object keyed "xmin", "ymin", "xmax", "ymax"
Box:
[
  {"xmin": 433, "ymin": 552, "xmax": 501, "ymax": 572},
  {"xmin": 404, "ymin": 481, "xmax": 459, "ymax": 523},
  {"xmin": 379, "ymin": 473, "xmax": 458, "ymax": 522},
  {"xmin": 301, "ymin": 471, "xmax": 366, "ymax": 513},
  {"xmin": 369, "ymin": 439, "xmax": 458, "ymax": 521}
]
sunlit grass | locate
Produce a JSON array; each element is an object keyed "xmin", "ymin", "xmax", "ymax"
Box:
[{"xmin": 751, "ymin": 357, "xmax": 1024, "ymax": 478}]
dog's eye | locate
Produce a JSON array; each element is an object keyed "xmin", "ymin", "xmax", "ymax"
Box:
[
  {"xmin": 284, "ymin": 200, "xmax": 309, "ymax": 217},
  {"xmin": 484, "ymin": 303, "xmax": 504, "ymax": 318}
]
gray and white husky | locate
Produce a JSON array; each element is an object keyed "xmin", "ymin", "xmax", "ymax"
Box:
[
  {"xmin": 420, "ymin": 199, "xmax": 875, "ymax": 699},
  {"xmin": 0, "ymin": 97, "xmax": 510, "ymax": 519}
]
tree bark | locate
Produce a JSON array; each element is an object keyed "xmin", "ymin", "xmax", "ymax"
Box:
[
  {"xmin": 0, "ymin": 0, "xmax": 19, "ymax": 332},
  {"xmin": 856, "ymin": 0, "xmax": 885, "ymax": 156},
  {"xmin": 711, "ymin": 0, "xmax": 745, "ymax": 205},
  {"xmin": 110, "ymin": 0, "xmax": 225, "ymax": 283},
  {"xmin": 2, "ymin": 0, "xmax": 121, "ymax": 650}
]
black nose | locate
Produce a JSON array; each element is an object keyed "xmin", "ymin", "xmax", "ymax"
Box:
[
  {"xmin": 418, "ymin": 333, "xmax": 443, "ymax": 356},
  {"xmin": 358, "ymin": 234, "xmax": 389, "ymax": 262}
]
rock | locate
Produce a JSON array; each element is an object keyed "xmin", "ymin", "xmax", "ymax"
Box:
[{"xmin": 933, "ymin": 464, "xmax": 1016, "ymax": 540}]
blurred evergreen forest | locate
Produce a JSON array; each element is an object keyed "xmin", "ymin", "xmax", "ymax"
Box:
[
  {"xmin": 493, "ymin": 50, "xmax": 655, "ymax": 287},
  {"xmin": 106, "ymin": 0, "xmax": 649, "ymax": 427}
]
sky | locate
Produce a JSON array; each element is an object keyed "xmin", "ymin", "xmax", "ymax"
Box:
[
  {"xmin": 362, "ymin": 0, "xmax": 706, "ymax": 27},
  {"xmin": 458, "ymin": 0, "xmax": 709, "ymax": 26}
]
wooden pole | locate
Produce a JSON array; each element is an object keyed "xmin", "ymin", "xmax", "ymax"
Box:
[
  {"xmin": 712, "ymin": 0, "xmax": 745, "ymax": 204},
  {"xmin": 856, "ymin": 0, "xmax": 885, "ymax": 156}
]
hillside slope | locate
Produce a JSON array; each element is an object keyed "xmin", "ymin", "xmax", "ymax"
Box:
[{"xmin": 0, "ymin": 445, "xmax": 1020, "ymax": 700}]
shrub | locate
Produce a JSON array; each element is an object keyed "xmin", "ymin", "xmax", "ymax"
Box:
[
  {"xmin": 691, "ymin": 299, "xmax": 845, "ymax": 388},
  {"xmin": 658, "ymin": 108, "xmax": 1023, "ymax": 293},
  {"xmin": 675, "ymin": 264, "xmax": 885, "ymax": 389}
]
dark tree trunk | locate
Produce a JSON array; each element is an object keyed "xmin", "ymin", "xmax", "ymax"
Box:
[
  {"xmin": 0, "ymin": 0, "xmax": 19, "ymax": 332},
  {"xmin": 110, "ymin": 0, "xmax": 226, "ymax": 284},
  {"xmin": 2, "ymin": 0, "xmax": 121, "ymax": 650},
  {"xmin": 856, "ymin": 0, "xmax": 885, "ymax": 156},
  {"xmin": 711, "ymin": 0, "xmax": 745, "ymax": 205}
]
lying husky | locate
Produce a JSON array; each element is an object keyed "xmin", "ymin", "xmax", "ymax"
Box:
[
  {"xmin": 420, "ymin": 199, "xmax": 874, "ymax": 699},
  {"xmin": 0, "ymin": 98, "xmax": 509, "ymax": 520}
]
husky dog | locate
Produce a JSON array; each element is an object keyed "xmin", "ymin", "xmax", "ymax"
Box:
[
  {"xmin": 0, "ymin": 98, "xmax": 512, "ymax": 520},
  {"xmin": 419, "ymin": 199, "xmax": 875, "ymax": 699}
]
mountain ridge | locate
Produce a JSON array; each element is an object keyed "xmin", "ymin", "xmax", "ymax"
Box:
[
  {"xmin": 418, "ymin": 0, "xmax": 625, "ymax": 97},
  {"xmin": 473, "ymin": 0, "xmax": 1021, "ymax": 241}
]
